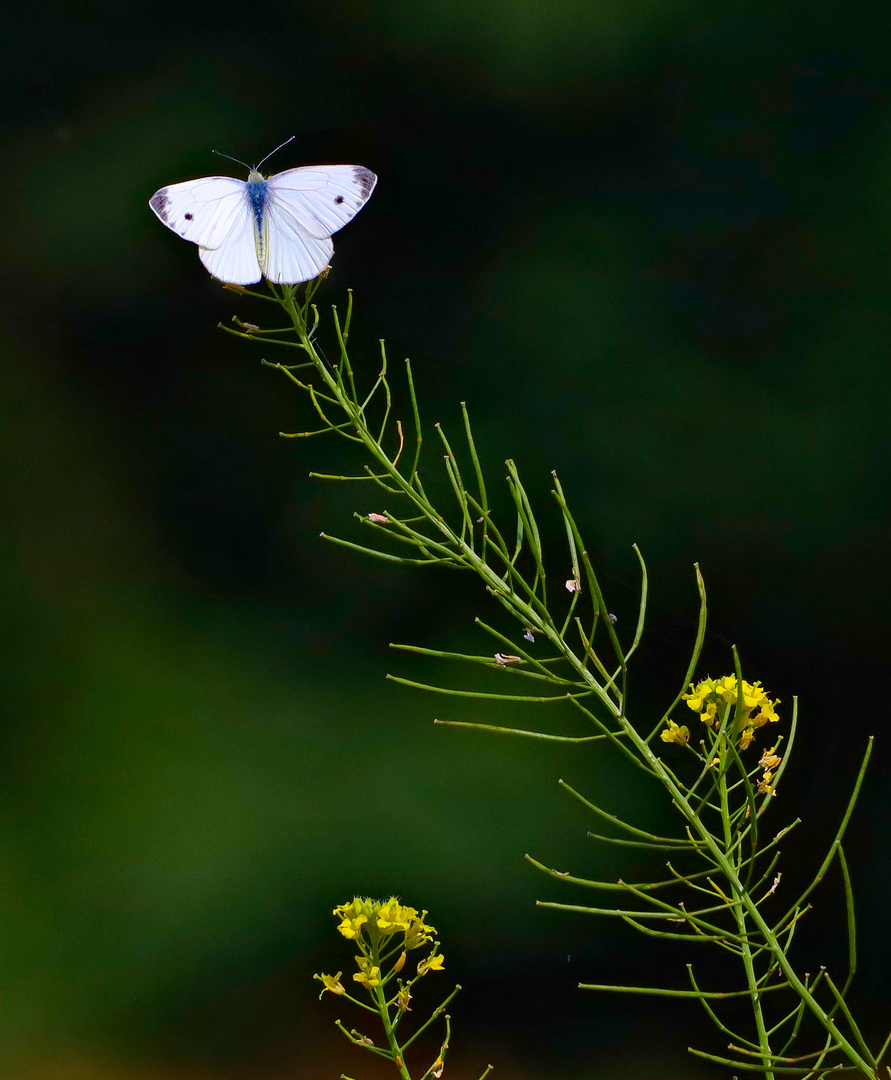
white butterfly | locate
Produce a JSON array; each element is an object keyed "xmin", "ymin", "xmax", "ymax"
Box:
[{"xmin": 149, "ymin": 138, "xmax": 377, "ymax": 285}]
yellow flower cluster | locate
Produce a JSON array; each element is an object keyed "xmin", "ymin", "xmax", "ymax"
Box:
[
  {"xmin": 316, "ymin": 897, "xmax": 445, "ymax": 1003},
  {"xmin": 333, "ymin": 897, "xmax": 436, "ymax": 949},
  {"xmin": 662, "ymin": 675, "xmax": 780, "ymax": 749}
]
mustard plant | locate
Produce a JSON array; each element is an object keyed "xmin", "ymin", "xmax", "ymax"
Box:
[
  {"xmin": 216, "ymin": 278, "xmax": 884, "ymax": 1080},
  {"xmin": 315, "ymin": 897, "xmax": 491, "ymax": 1080}
]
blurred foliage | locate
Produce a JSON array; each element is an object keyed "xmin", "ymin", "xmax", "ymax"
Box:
[{"xmin": 1, "ymin": 0, "xmax": 891, "ymax": 1077}]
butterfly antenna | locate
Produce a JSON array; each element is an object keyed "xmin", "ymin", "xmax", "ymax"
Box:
[
  {"xmin": 254, "ymin": 135, "xmax": 296, "ymax": 171},
  {"xmin": 211, "ymin": 149, "xmax": 252, "ymax": 171}
]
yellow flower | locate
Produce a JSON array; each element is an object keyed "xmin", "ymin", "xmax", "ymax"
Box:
[
  {"xmin": 314, "ymin": 972, "xmax": 345, "ymax": 999},
  {"xmin": 759, "ymin": 745, "xmax": 781, "ymax": 771},
  {"xmin": 334, "ymin": 898, "xmax": 374, "ymax": 941},
  {"xmin": 660, "ymin": 720, "xmax": 690, "ymax": 745},
  {"xmin": 756, "ymin": 742, "xmax": 782, "ymax": 793},
  {"xmin": 716, "ymin": 675, "xmax": 737, "ymax": 701},
  {"xmin": 376, "ymin": 898, "xmax": 418, "ymax": 935},
  {"xmin": 754, "ymin": 698, "xmax": 781, "ymax": 728},
  {"xmin": 683, "ymin": 678, "xmax": 714, "ymax": 713},
  {"xmin": 396, "ymin": 987, "xmax": 412, "ymax": 1012},
  {"xmin": 418, "ymin": 953, "xmax": 445, "ymax": 976},
  {"xmin": 742, "ymin": 682, "xmax": 762, "ymax": 710},
  {"xmin": 353, "ymin": 957, "xmax": 382, "ymax": 988},
  {"xmin": 336, "ymin": 913, "xmax": 368, "ymax": 940},
  {"xmin": 404, "ymin": 913, "xmax": 436, "ymax": 950}
]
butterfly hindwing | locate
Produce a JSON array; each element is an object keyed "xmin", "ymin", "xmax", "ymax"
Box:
[
  {"xmin": 260, "ymin": 196, "xmax": 334, "ymax": 284},
  {"xmin": 198, "ymin": 206, "xmax": 263, "ymax": 285}
]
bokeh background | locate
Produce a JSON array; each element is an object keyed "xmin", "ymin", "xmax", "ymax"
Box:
[{"xmin": 2, "ymin": 0, "xmax": 891, "ymax": 1077}]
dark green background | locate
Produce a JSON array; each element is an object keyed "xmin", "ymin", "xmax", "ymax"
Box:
[{"xmin": 2, "ymin": 0, "xmax": 890, "ymax": 1077}]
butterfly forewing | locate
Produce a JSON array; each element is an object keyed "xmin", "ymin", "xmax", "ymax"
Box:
[
  {"xmin": 149, "ymin": 176, "xmax": 249, "ymax": 250},
  {"xmin": 265, "ymin": 166, "xmax": 377, "ymax": 240}
]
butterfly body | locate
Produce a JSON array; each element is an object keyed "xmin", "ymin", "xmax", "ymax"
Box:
[
  {"xmin": 150, "ymin": 161, "xmax": 377, "ymax": 285},
  {"xmin": 245, "ymin": 173, "xmax": 269, "ymax": 231}
]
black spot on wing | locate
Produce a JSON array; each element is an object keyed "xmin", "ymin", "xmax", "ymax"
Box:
[
  {"xmin": 184, "ymin": 212, "xmax": 193, "ymax": 220},
  {"xmin": 334, "ymin": 195, "xmax": 344, "ymax": 204},
  {"xmin": 150, "ymin": 189, "xmax": 170, "ymax": 221},
  {"xmin": 352, "ymin": 167, "xmax": 376, "ymax": 200}
]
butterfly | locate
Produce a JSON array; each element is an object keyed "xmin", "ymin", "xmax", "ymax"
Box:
[{"xmin": 149, "ymin": 137, "xmax": 377, "ymax": 285}]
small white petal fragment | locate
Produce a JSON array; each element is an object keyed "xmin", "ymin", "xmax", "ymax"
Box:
[
  {"xmin": 494, "ymin": 653, "xmax": 523, "ymax": 666},
  {"xmin": 565, "ymin": 578, "xmax": 581, "ymax": 593},
  {"xmin": 523, "ymin": 629, "xmax": 535, "ymax": 643},
  {"xmin": 367, "ymin": 512, "xmax": 389, "ymax": 524}
]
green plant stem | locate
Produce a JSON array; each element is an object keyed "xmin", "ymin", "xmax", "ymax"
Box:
[
  {"xmin": 719, "ymin": 759, "xmax": 776, "ymax": 1079},
  {"xmin": 371, "ymin": 979, "xmax": 414, "ymax": 1080}
]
